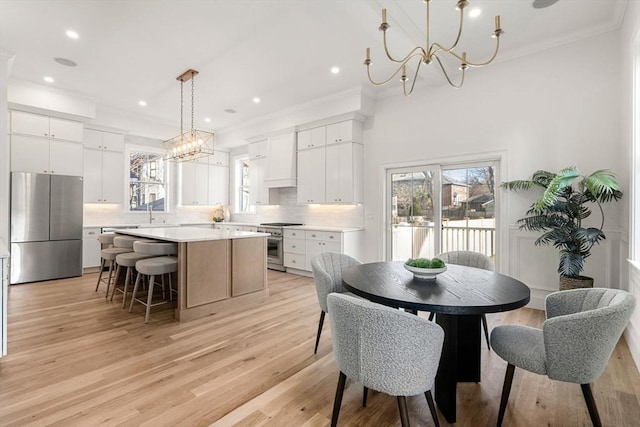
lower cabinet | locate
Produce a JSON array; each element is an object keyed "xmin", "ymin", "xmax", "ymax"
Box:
[
  {"xmin": 82, "ymin": 227, "xmax": 101, "ymax": 268},
  {"xmin": 283, "ymin": 228, "xmax": 362, "ymax": 272}
]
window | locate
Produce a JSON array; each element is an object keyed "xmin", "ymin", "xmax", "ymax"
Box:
[
  {"xmin": 234, "ymin": 156, "xmax": 253, "ymax": 213},
  {"xmin": 129, "ymin": 149, "xmax": 167, "ymax": 212}
]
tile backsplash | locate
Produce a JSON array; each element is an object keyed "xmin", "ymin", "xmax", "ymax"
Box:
[{"xmin": 83, "ymin": 188, "xmax": 364, "ymax": 228}]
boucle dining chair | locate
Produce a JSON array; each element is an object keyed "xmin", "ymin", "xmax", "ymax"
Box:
[
  {"xmin": 490, "ymin": 288, "xmax": 635, "ymax": 427},
  {"xmin": 310, "ymin": 252, "xmax": 361, "ymax": 354},
  {"xmin": 436, "ymin": 250, "xmax": 495, "ymax": 349},
  {"xmin": 327, "ymin": 293, "xmax": 444, "ymax": 427}
]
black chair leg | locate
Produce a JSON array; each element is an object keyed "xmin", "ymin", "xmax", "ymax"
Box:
[
  {"xmin": 581, "ymin": 383, "xmax": 602, "ymax": 427},
  {"xmin": 482, "ymin": 314, "xmax": 491, "ymax": 350},
  {"xmin": 497, "ymin": 363, "xmax": 515, "ymax": 427},
  {"xmin": 424, "ymin": 390, "xmax": 440, "ymax": 427},
  {"xmin": 314, "ymin": 311, "xmax": 325, "ymax": 354},
  {"xmin": 331, "ymin": 372, "xmax": 347, "ymax": 427},
  {"xmin": 363, "ymin": 387, "xmax": 369, "ymax": 407},
  {"xmin": 428, "ymin": 312, "xmax": 435, "ymax": 321},
  {"xmin": 397, "ymin": 396, "xmax": 410, "ymax": 427}
]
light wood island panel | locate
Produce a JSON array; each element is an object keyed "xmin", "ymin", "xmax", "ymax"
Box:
[{"xmin": 114, "ymin": 227, "xmax": 268, "ymax": 322}]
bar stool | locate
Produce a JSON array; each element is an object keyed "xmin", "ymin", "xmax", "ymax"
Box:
[
  {"xmin": 95, "ymin": 234, "xmax": 129, "ymax": 295},
  {"xmin": 129, "ymin": 241, "xmax": 178, "ymax": 323},
  {"xmin": 110, "ymin": 236, "xmax": 156, "ymax": 307}
]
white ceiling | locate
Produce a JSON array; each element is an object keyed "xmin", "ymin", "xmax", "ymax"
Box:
[{"xmin": 0, "ymin": 0, "xmax": 628, "ymax": 133}]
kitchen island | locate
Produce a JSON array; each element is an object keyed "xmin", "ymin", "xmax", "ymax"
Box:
[{"xmin": 113, "ymin": 226, "xmax": 269, "ymax": 322}]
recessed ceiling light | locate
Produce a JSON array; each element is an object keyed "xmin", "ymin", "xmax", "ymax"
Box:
[
  {"xmin": 469, "ymin": 8, "xmax": 481, "ymax": 18},
  {"xmin": 204, "ymin": 117, "xmax": 211, "ymax": 123},
  {"xmin": 331, "ymin": 66, "xmax": 340, "ymax": 74},
  {"xmin": 252, "ymin": 97, "xmax": 261, "ymax": 104},
  {"xmin": 224, "ymin": 108, "xmax": 237, "ymax": 114},
  {"xmin": 66, "ymin": 30, "xmax": 79, "ymax": 39},
  {"xmin": 43, "ymin": 76, "xmax": 55, "ymax": 83},
  {"xmin": 138, "ymin": 100, "xmax": 147, "ymax": 107},
  {"xmin": 54, "ymin": 57, "xmax": 77, "ymax": 67}
]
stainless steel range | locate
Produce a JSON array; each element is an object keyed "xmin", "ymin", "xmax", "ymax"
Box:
[{"xmin": 257, "ymin": 223, "xmax": 303, "ymax": 271}]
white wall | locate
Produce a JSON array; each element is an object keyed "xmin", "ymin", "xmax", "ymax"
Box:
[
  {"xmin": 0, "ymin": 51, "xmax": 13, "ymax": 244},
  {"xmin": 361, "ymin": 30, "xmax": 625, "ymax": 309}
]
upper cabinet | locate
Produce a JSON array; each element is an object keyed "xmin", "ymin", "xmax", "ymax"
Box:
[
  {"xmin": 297, "ymin": 126, "xmax": 326, "ymax": 150},
  {"xmin": 10, "ymin": 111, "xmax": 83, "ymax": 175},
  {"xmin": 248, "ymin": 139, "xmax": 268, "ymax": 159},
  {"xmin": 326, "ymin": 120, "xmax": 361, "ymax": 145},
  {"xmin": 297, "ymin": 120, "xmax": 362, "ymax": 150},
  {"xmin": 83, "ymin": 128, "xmax": 125, "ymax": 151},
  {"xmin": 11, "ymin": 110, "xmax": 83, "ymax": 142},
  {"xmin": 180, "ymin": 153, "xmax": 230, "ymax": 206},
  {"xmin": 296, "ymin": 119, "xmax": 363, "ymax": 204},
  {"xmin": 82, "ymin": 129, "xmax": 125, "ymax": 203}
]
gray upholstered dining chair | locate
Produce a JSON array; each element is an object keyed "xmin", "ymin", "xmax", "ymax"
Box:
[
  {"xmin": 310, "ymin": 252, "xmax": 361, "ymax": 354},
  {"xmin": 490, "ymin": 288, "xmax": 635, "ymax": 427},
  {"xmin": 327, "ymin": 293, "xmax": 444, "ymax": 427},
  {"xmin": 437, "ymin": 250, "xmax": 495, "ymax": 349}
]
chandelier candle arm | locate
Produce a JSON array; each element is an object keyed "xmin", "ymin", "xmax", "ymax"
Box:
[{"xmin": 364, "ymin": 0, "xmax": 504, "ymax": 95}]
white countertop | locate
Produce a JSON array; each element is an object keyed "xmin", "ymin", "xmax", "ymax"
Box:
[
  {"xmin": 285, "ymin": 225, "xmax": 363, "ymax": 232},
  {"xmin": 113, "ymin": 226, "xmax": 269, "ymax": 243}
]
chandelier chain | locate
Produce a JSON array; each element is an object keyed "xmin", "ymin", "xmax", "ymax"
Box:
[
  {"xmin": 163, "ymin": 68, "xmax": 214, "ymax": 162},
  {"xmin": 191, "ymin": 72, "xmax": 195, "ymax": 136}
]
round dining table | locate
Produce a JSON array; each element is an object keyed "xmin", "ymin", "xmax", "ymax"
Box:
[{"xmin": 341, "ymin": 261, "xmax": 531, "ymax": 423}]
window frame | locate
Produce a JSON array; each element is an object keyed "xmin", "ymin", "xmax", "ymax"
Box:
[{"xmin": 125, "ymin": 144, "xmax": 169, "ymax": 213}]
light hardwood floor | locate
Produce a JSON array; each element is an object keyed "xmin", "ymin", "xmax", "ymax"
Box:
[{"xmin": 1, "ymin": 270, "xmax": 639, "ymax": 426}]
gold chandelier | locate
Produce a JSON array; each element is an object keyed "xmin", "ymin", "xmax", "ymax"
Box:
[
  {"xmin": 364, "ymin": 0, "xmax": 504, "ymax": 96},
  {"xmin": 163, "ymin": 69, "xmax": 214, "ymax": 162}
]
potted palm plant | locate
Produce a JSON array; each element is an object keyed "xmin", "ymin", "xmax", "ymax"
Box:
[{"xmin": 502, "ymin": 166, "xmax": 622, "ymax": 290}]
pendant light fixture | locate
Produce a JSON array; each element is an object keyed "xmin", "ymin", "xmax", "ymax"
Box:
[
  {"xmin": 364, "ymin": 0, "xmax": 504, "ymax": 96},
  {"xmin": 163, "ymin": 69, "xmax": 214, "ymax": 162}
]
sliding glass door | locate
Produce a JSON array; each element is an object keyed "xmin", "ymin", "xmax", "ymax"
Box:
[
  {"xmin": 441, "ymin": 165, "xmax": 496, "ymax": 258},
  {"xmin": 387, "ymin": 162, "xmax": 497, "ymax": 262},
  {"xmin": 387, "ymin": 166, "xmax": 441, "ymax": 261}
]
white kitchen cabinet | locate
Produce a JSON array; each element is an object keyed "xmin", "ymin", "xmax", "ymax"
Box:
[
  {"xmin": 326, "ymin": 120, "xmax": 360, "ymax": 145},
  {"xmin": 266, "ymin": 132, "xmax": 296, "ymax": 187},
  {"xmin": 248, "ymin": 139, "xmax": 268, "ymax": 159},
  {"xmin": 82, "ymin": 227, "xmax": 101, "ymax": 268},
  {"xmin": 11, "ymin": 110, "xmax": 83, "ymax": 142},
  {"xmin": 210, "ymin": 150, "xmax": 230, "ymax": 166},
  {"xmin": 283, "ymin": 228, "xmax": 362, "ymax": 272},
  {"xmin": 325, "ymin": 142, "xmax": 363, "ymax": 203},
  {"xmin": 50, "ymin": 140, "xmax": 84, "ymax": 176},
  {"xmin": 83, "ymin": 148, "xmax": 124, "ymax": 203},
  {"xmin": 249, "ymin": 157, "xmax": 269, "ymax": 205},
  {"xmin": 180, "ymin": 156, "xmax": 229, "ymax": 206},
  {"xmin": 208, "ymin": 164, "xmax": 229, "ymax": 206},
  {"xmin": 297, "ymin": 126, "xmax": 326, "ymax": 150},
  {"xmin": 296, "ymin": 147, "xmax": 325, "ymax": 204},
  {"xmin": 83, "ymin": 128, "xmax": 125, "ymax": 151},
  {"xmin": 11, "ymin": 134, "xmax": 83, "ymax": 175},
  {"xmin": 305, "ymin": 231, "xmax": 342, "ymax": 271},
  {"xmin": 181, "ymin": 161, "xmax": 209, "ymax": 205}
]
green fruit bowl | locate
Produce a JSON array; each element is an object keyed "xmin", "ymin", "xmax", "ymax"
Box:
[{"xmin": 404, "ymin": 264, "xmax": 447, "ymax": 280}]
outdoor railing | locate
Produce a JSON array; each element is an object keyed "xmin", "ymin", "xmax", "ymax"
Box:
[{"xmin": 392, "ymin": 224, "xmax": 495, "ymax": 259}]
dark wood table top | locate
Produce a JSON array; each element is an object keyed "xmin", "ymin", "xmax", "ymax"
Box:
[{"xmin": 342, "ymin": 261, "xmax": 530, "ymax": 315}]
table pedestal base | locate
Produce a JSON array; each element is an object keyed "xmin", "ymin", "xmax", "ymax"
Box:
[{"xmin": 434, "ymin": 313, "xmax": 482, "ymax": 423}]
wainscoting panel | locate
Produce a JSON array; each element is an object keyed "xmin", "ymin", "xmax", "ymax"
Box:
[{"xmin": 508, "ymin": 228, "xmax": 621, "ymax": 310}]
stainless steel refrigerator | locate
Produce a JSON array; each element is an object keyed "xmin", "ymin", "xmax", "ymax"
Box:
[{"xmin": 10, "ymin": 172, "xmax": 83, "ymax": 284}]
